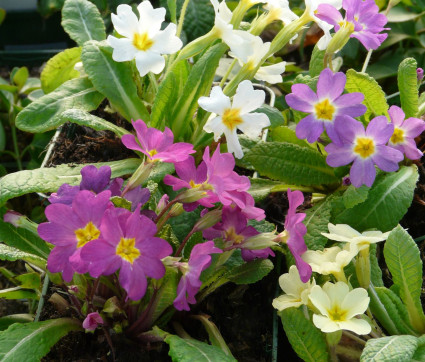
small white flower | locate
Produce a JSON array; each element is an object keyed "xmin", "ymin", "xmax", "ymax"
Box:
[
  {"xmin": 304, "ymin": 0, "xmax": 342, "ymax": 50},
  {"xmin": 302, "ymin": 243, "xmax": 358, "ymax": 281},
  {"xmin": 210, "ymin": 0, "xmax": 241, "ymax": 49},
  {"xmin": 263, "ymin": 0, "xmax": 299, "ymax": 25},
  {"xmin": 309, "ymin": 281, "xmax": 371, "ymax": 334},
  {"xmin": 107, "ymin": 1, "xmax": 183, "ymax": 77},
  {"xmin": 273, "ymin": 265, "xmax": 316, "ymax": 311},
  {"xmin": 322, "ymin": 223, "xmax": 390, "ymax": 251},
  {"xmin": 229, "ymin": 32, "xmax": 286, "ymax": 84},
  {"xmin": 198, "ymin": 80, "xmax": 270, "ymax": 158}
]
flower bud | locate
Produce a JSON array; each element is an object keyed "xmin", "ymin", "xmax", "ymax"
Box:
[
  {"xmin": 193, "ymin": 209, "xmax": 222, "ymax": 232},
  {"xmin": 82, "ymin": 312, "xmax": 104, "ymax": 331},
  {"xmin": 242, "ymin": 232, "xmax": 278, "ymax": 250}
]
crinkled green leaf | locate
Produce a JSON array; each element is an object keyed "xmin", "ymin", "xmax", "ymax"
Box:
[
  {"xmin": 361, "ymin": 335, "xmax": 418, "ymax": 362},
  {"xmin": 150, "ymin": 70, "xmax": 176, "ymax": 129},
  {"xmin": 182, "ymin": 0, "xmax": 215, "ymax": 41},
  {"xmin": 164, "ymin": 333, "xmax": 237, "ymax": 362},
  {"xmin": 61, "ymin": 0, "xmax": 106, "ymax": 46},
  {"xmin": 0, "ymin": 158, "xmax": 141, "ymax": 206},
  {"xmin": 81, "ymin": 40, "xmax": 150, "ymax": 122},
  {"xmin": 0, "ymin": 244, "xmax": 46, "ymax": 268},
  {"xmin": 383, "ymin": 225, "xmax": 425, "ymax": 333},
  {"xmin": 15, "ymin": 77, "xmax": 104, "ymax": 133},
  {"xmin": 334, "ymin": 165, "xmax": 418, "ymax": 232},
  {"xmin": 280, "ymin": 308, "xmax": 329, "ymax": 362},
  {"xmin": 248, "ymin": 219, "xmax": 275, "ymax": 233},
  {"xmin": 248, "ymin": 178, "xmax": 288, "ymax": 202},
  {"xmin": 227, "ymin": 259, "xmax": 273, "ymax": 285},
  {"xmin": 41, "ymin": 47, "xmax": 82, "ymax": 93},
  {"xmin": 255, "ymin": 105, "xmax": 284, "ymax": 129},
  {"xmin": 245, "ymin": 142, "xmax": 340, "ymax": 186},
  {"xmin": 398, "ymin": 57, "xmax": 419, "ymax": 118},
  {"xmin": 370, "ymin": 244, "xmax": 383, "ymax": 287},
  {"xmin": 412, "ymin": 335, "xmax": 425, "ymax": 361},
  {"xmin": 309, "ymin": 44, "xmax": 326, "ymax": 78},
  {"xmin": 0, "ymin": 318, "xmax": 82, "ymax": 362},
  {"xmin": 15, "ymin": 273, "xmax": 41, "ymax": 289},
  {"xmin": 269, "ymin": 126, "xmax": 310, "ymax": 147},
  {"xmin": 58, "ymin": 108, "xmax": 128, "ymax": 136},
  {"xmin": 345, "ymin": 69, "xmax": 389, "ymax": 120},
  {"xmin": 342, "ymin": 185, "xmax": 369, "ymax": 209},
  {"xmin": 0, "ymin": 222, "xmax": 50, "ymax": 259},
  {"xmin": 150, "ymin": 267, "xmax": 179, "ymax": 324}
]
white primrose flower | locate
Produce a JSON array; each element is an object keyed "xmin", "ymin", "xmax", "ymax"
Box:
[
  {"xmin": 322, "ymin": 223, "xmax": 390, "ymax": 251},
  {"xmin": 198, "ymin": 80, "xmax": 270, "ymax": 159},
  {"xmin": 107, "ymin": 1, "xmax": 183, "ymax": 77},
  {"xmin": 309, "ymin": 281, "xmax": 371, "ymax": 335},
  {"xmin": 273, "ymin": 265, "xmax": 316, "ymax": 311},
  {"xmin": 229, "ymin": 32, "xmax": 286, "ymax": 84},
  {"xmin": 304, "ymin": 0, "xmax": 342, "ymax": 50},
  {"xmin": 263, "ymin": 0, "xmax": 299, "ymax": 25},
  {"xmin": 302, "ymin": 243, "xmax": 358, "ymax": 281},
  {"xmin": 210, "ymin": 0, "xmax": 243, "ymax": 49}
]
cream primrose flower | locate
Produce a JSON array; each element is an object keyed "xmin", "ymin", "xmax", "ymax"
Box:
[
  {"xmin": 263, "ymin": 0, "xmax": 299, "ymax": 25},
  {"xmin": 273, "ymin": 265, "xmax": 316, "ymax": 311},
  {"xmin": 301, "ymin": 244, "xmax": 358, "ymax": 282},
  {"xmin": 198, "ymin": 80, "xmax": 270, "ymax": 159},
  {"xmin": 210, "ymin": 0, "xmax": 243, "ymax": 50},
  {"xmin": 322, "ymin": 223, "xmax": 390, "ymax": 251},
  {"xmin": 229, "ymin": 32, "xmax": 286, "ymax": 84},
  {"xmin": 107, "ymin": 1, "xmax": 183, "ymax": 77},
  {"xmin": 304, "ymin": 0, "xmax": 343, "ymax": 50},
  {"xmin": 309, "ymin": 281, "xmax": 371, "ymax": 334}
]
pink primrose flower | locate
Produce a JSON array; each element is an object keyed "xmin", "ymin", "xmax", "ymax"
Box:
[
  {"xmin": 386, "ymin": 105, "xmax": 425, "ymax": 160},
  {"xmin": 38, "ymin": 190, "xmax": 112, "ymax": 282},
  {"xmin": 286, "ymin": 68, "xmax": 366, "ymax": 144},
  {"xmin": 316, "ymin": 0, "xmax": 388, "ymax": 51},
  {"xmin": 173, "ymin": 241, "xmax": 222, "ymax": 311},
  {"xmin": 325, "ymin": 115, "xmax": 404, "ymax": 187},
  {"xmin": 82, "ymin": 312, "xmax": 104, "ymax": 331},
  {"xmin": 121, "ymin": 120, "xmax": 195, "ymax": 163},
  {"xmin": 283, "ymin": 189, "xmax": 312, "ymax": 283},
  {"xmin": 81, "ymin": 207, "xmax": 172, "ymax": 301}
]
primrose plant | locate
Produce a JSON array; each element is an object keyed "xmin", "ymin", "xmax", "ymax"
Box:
[{"xmin": 1, "ymin": 0, "xmax": 425, "ymax": 360}]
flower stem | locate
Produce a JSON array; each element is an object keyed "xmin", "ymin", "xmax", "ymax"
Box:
[
  {"xmin": 176, "ymin": 0, "xmax": 191, "ymax": 38},
  {"xmin": 175, "ymin": 228, "xmax": 196, "ymax": 257},
  {"xmin": 34, "ymin": 274, "xmax": 50, "ymax": 322},
  {"xmin": 154, "ymin": 199, "xmax": 178, "ymax": 224}
]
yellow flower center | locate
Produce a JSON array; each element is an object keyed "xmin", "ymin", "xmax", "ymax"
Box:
[
  {"xmin": 75, "ymin": 221, "xmax": 100, "ymax": 248},
  {"xmin": 353, "ymin": 137, "xmax": 375, "ymax": 158},
  {"xmin": 314, "ymin": 99, "xmax": 335, "ymax": 121},
  {"xmin": 189, "ymin": 180, "xmax": 202, "ymax": 188},
  {"xmin": 148, "ymin": 149, "xmax": 158, "ymax": 157},
  {"xmin": 116, "ymin": 237, "xmax": 140, "ymax": 264},
  {"xmin": 390, "ymin": 127, "xmax": 405, "ymax": 145},
  {"xmin": 328, "ymin": 305, "xmax": 348, "ymax": 322},
  {"xmin": 222, "ymin": 108, "xmax": 244, "ymax": 131},
  {"xmin": 225, "ymin": 227, "xmax": 245, "ymax": 244},
  {"xmin": 133, "ymin": 32, "xmax": 154, "ymax": 51}
]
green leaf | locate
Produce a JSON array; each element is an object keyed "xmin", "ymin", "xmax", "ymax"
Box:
[
  {"xmin": 182, "ymin": 0, "xmax": 215, "ymax": 41},
  {"xmin": 81, "ymin": 40, "xmax": 150, "ymax": 122},
  {"xmin": 40, "ymin": 47, "xmax": 82, "ymax": 94},
  {"xmin": 304, "ymin": 195, "xmax": 335, "ymax": 250},
  {"xmin": 171, "ymin": 43, "xmax": 228, "ymax": 140},
  {"xmin": 345, "ymin": 69, "xmax": 388, "ymax": 120},
  {"xmin": 280, "ymin": 308, "xmax": 329, "ymax": 362},
  {"xmin": 0, "ymin": 314, "xmax": 34, "ymax": 331},
  {"xmin": 342, "ymin": 185, "xmax": 369, "ymax": 209},
  {"xmin": 370, "ymin": 244, "xmax": 383, "ymax": 287},
  {"xmin": 61, "ymin": 0, "xmax": 106, "ymax": 46},
  {"xmin": 309, "ymin": 44, "xmax": 326, "ymax": 78},
  {"xmin": 164, "ymin": 333, "xmax": 237, "ymax": 362},
  {"xmin": 0, "ymin": 9, "xmax": 5, "ymax": 26},
  {"xmin": 150, "ymin": 69, "xmax": 176, "ymax": 129},
  {"xmin": 58, "ymin": 108, "xmax": 129, "ymax": 136},
  {"xmin": 269, "ymin": 126, "xmax": 310, "ymax": 148},
  {"xmin": 0, "ymin": 244, "xmax": 46, "ymax": 268},
  {"xmin": 0, "ymin": 158, "xmax": 141, "ymax": 206},
  {"xmin": 150, "ymin": 267, "xmax": 179, "ymax": 324},
  {"xmin": 255, "ymin": 105, "xmax": 284, "ymax": 128},
  {"xmin": 244, "ymin": 142, "xmax": 340, "ymax": 186},
  {"xmin": 12, "ymin": 67, "xmax": 29, "ymax": 90},
  {"xmin": 386, "ymin": 6, "xmax": 425, "ymax": 22},
  {"xmin": 0, "ymin": 287, "xmax": 38, "ymax": 300},
  {"xmin": 369, "ymin": 286, "xmax": 417, "ymax": 335},
  {"xmin": 334, "ymin": 165, "xmax": 418, "ymax": 232},
  {"xmin": 412, "ymin": 335, "xmax": 425, "ymax": 361},
  {"xmin": 0, "ymin": 318, "xmax": 82, "ymax": 362},
  {"xmin": 0, "ymin": 222, "xmax": 50, "ymax": 259},
  {"xmin": 248, "ymin": 178, "xmax": 289, "ymax": 202},
  {"xmin": 383, "ymin": 225, "xmax": 425, "ymax": 333},
  {"xmin": 15, "ymin": 273, "xmax": 41, "ymax": 289},
  {"xmin": 227, "ymin": 259, "xmax": 273, "ymax": 285},
  {"xmin": 398, "ymin": 58, "xmax": 419, "ymax": 118},
  {"xmin": 361, "ymin": 335, "xmax": 418, "ymax": 362},
  {"xmin": 15, "ymin": 77, "xmax": 104, "ymax": 133}
]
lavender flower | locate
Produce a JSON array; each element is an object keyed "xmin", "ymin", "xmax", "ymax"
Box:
[
  {"xmin": 325, "ymin": 116, "xmax": 404, "ymax": 187},
  {"xmin": 83, "ymin": 312, "xmax": 104, "ymax": 331},
  {"xmin": 286, "ymin": 68, "xmax": 366, "ymax": 144}
]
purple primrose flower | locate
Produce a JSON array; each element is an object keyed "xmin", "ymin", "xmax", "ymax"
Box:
[
  {"xmin": 286, "ymin": 68, "xmax": 366, "ymax": 144},
  {"xmin": 325, "ymin": 116, "xmax": 404, "ymax": 187},
  {"xmin": 81, "ymin": 207, "xmax": 172, "ymax": 301},
  {"xmin": 173, "ymin": 241, "xmax": 222, "ymax": 311},
  {"xmin": 316, "ymin": 0, "xmax": 389, "ymax": 51},
  {"xmin": 83, "ymin": 312, "xmax": 104, "ymax": 331},
  {"xmin": 387, "ymin": 105, "xmax": 425, "ymax": 160},
  {"xmin": 38, "ymin": 190, "xmax": 112, "ymax": 282},
  {"xmin": 121, "ymin": 120, "xmax": 195, "ymax": 163}
]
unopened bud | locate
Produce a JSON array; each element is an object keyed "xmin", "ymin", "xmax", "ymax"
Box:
[
  {"xmin": 169, "ymin": 203, "xmax": 184, "ymax": 218},
  {"xmin": 242, "ymin": 232, "xmax": 277, "ymax": 250},
  {"xmin": 417, "ymin": 68, "xmax": 424, "ymax": 83},
  {"xmin": 4, "ymin": 211, "xmax": 39, "ymax": 234},
  {"xmin": 193, "ymin": 209, "xmax": 222, "ymax": 232}
]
